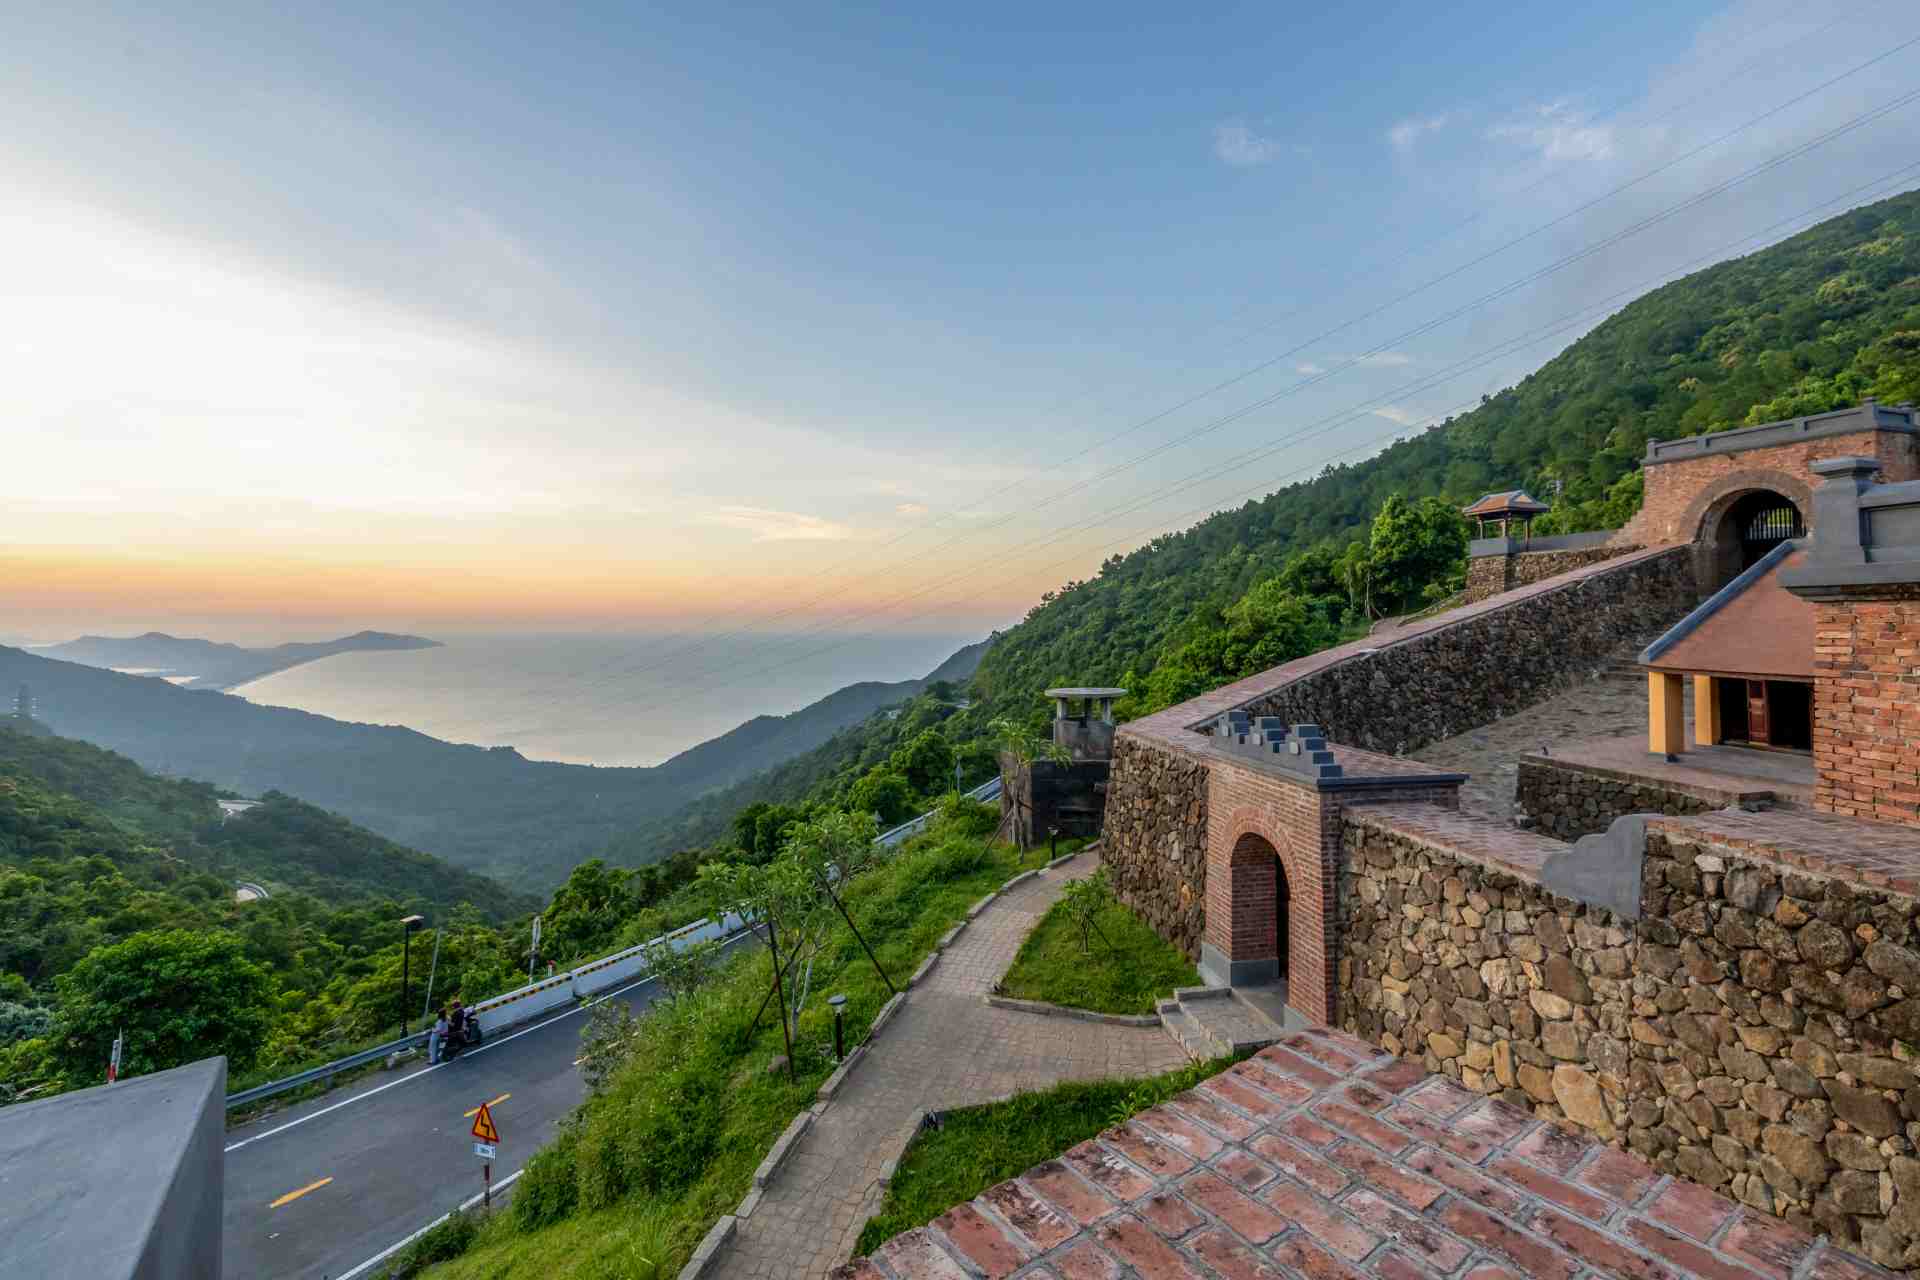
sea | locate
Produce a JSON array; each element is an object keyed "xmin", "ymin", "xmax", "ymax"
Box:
[{"xmin": 232, "ymin": 631, "xmax": 979, "ymax": 769}]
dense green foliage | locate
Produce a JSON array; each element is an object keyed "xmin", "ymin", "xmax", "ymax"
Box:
[
  {"xmin": 852, "ymin": 1054, "xmax": 1240, "ymax": 1256},
  {"xmin": 0, "ymin": 636, "xmax": 988, "ymax": 893},
  {"xmin": 0, "ymin": 726, "xmax": 553, "ymax": 1098},
  {"xmin": 422, "ymin": 822, "xmax": 1041, "ymax": 1279},
  {"xmin": 627, "ymin": 188, "xmax": 1920, "ymax": 849},
  {"xmin": 52, "ymin": 929, "xmax": 274, "ymax": 1077}
]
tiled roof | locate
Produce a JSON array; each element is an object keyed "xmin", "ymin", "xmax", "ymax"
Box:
[{"xmin": 842, "ymin": 1027, "xmax": 1890, "ymax": 1280}]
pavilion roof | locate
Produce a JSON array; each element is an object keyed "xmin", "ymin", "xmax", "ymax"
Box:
[{"xmin": 1462, "ymin": 489, "xmax": 1552, "ymax": 518}]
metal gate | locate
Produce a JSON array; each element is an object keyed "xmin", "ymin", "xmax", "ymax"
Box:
[{"xmin": 1742, "ymin": 501, "xmax": 1804, "ymax": 563}]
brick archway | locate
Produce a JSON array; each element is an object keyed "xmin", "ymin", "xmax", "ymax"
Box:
[
  {"xmin": 1679, "ymin": 468, "xmax": 1812, "ymax": 592},
  {"xmin": 1205, "ymin": 800, "xmax": 1334, "ymax": 1022}
]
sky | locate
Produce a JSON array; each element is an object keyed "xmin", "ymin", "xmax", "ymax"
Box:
[{"xmin": 5, "ymin": 0, "xmax": 1918, "ymax": 658}]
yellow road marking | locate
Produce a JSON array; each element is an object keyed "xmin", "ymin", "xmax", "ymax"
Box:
[
  {"xmin": 270, "ymin": 1177, "xmax": 333, "ymax": 1209},
  {"xmin": 463, "ymin": 1092, "xmax": 510, "ymax": 1118}
]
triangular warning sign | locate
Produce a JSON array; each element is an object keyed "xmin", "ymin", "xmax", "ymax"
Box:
[{"xmin": 471, "ymin": 1102, "xmax": 500, "ymax": 1143}]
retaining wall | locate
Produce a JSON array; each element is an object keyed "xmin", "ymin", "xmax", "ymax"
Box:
[
  {"xmin": 1237, "ymin": 544, "xmax": 1697, "ymax": 755},
  {"xmin": 1516, "ymin": 758, "xmax": 1728, "ymax": 842},
  {"xmin": 1338, "ymin": 801, "xmax": 1920, "ymax": 1270},
  {"xmin": 1102, "ymin": 735, "xmax": 1209, "ymax": 960},
  {"xmin": 1464, "ymin": 543, "xmax": 1642, "ymax": 603}
]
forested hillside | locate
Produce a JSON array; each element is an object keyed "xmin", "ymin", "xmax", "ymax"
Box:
[
  {"xmin": 630, "ymin": 187, "xmax": 1920, "ymax": 857},
  {"xmin": 0, "ymin": 727, "xmax": 534, "ymax": 917}
]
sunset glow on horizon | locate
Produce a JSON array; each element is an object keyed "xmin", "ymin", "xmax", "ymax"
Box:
[{"xmin": 7, "ymin": 2, "xmax": 1911, "ymax": 650}]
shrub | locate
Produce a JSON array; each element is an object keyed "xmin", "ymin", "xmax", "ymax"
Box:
[{"xmin": 512, "ymin": 1125, "xmax": 582, "ymax": 1230}]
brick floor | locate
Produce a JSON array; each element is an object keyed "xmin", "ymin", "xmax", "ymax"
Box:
[
  {"xmin": 715, "ymin": 853, "xmax": 1190, "ymax": 1280},
  {"xmin": 839, "ymin": 1027, "xmax": 1894, "ymax": 1280}
]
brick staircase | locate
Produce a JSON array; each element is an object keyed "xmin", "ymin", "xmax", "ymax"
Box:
[{"xmin": 1156, "ymin": 986, "xmax": 1285, "ymax": 1059}]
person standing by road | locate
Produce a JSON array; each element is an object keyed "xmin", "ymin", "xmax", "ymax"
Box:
[{"xmin": 429, "ymin": 1008, "xmax": 448, "ymax": 1064}]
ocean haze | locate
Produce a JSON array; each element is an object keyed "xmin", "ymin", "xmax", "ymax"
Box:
[{"xmin": 232, "ymin": 630, "xmax": 982, "ymax": 767}]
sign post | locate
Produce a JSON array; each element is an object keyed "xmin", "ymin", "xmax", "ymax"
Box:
[
  {"xmin": 107, "ymin": 1030, "xmax": 123, "ymax": 1084},
  {"xmin": 471, "ymin": 1101, "xmax": 502, "ymax": 1212}
]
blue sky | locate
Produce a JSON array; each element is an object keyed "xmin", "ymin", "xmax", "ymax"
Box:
[{"xmin": 4, "ymin": 0, "xmax": 1915, "ymax": 652}]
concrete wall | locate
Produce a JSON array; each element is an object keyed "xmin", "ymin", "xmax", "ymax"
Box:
[{"xmin": 0, "ymin": 1056, "xmax": 225, "ymax": 1279}]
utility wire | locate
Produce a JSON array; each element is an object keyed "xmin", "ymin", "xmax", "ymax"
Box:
[
  {"xmin": 574, "ymin": 151, "xmax": 1920, "ymax": 724},
  {"xmin": 532, "ymin": 6, "xmax": 1888, "ymax": 696},
  {"xmin": 561, "ymin": 79, "xmax": 1920, "ymax": 709}
]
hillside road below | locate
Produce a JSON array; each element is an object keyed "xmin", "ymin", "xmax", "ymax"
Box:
[{"xmin": 222, "ymin": 930, "xmax": 757, "ymax": 1280}]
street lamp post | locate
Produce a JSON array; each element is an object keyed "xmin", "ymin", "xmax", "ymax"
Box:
[{"xmin": 399, "ymin": 914, "xmax": 426, "ymax": 1040}]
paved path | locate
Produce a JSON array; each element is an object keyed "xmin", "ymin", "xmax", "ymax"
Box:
[{"xmin": 718, "ymin": 854, "xmax": 1190, "ymax": 1280}]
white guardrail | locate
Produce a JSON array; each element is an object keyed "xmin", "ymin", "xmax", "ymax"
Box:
[{"xmin": 226, "ymin": 776, "xmax": 1002, "ymax": 1108}]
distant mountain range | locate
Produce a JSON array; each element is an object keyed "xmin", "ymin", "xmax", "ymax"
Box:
[
  {"xmin": 38, "ymin": 630, "xmax": 441, "ymax": 691},
  {"xmin": 0, "ymin": 634, "xmax": 988, "ymax": 891}
]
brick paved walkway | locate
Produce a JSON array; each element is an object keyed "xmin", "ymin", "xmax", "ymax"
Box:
[
  {"xmin": 716, "ymin": 854, "xmax": 1190, "ymax": 1280},
  {"xmin": 845, "ymin": 1027, "xmax": 1890, "ymax": 1280}
]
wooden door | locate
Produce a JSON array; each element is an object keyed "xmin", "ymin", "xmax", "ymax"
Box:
[{"xmin": 1747, "ymin": 680, "xmax": 1770, "ymax": 745}]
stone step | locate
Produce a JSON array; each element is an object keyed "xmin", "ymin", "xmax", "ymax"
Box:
[{"xmin": 1159, "ymin": 992, "xmax": 1284, "ymax": 1061}]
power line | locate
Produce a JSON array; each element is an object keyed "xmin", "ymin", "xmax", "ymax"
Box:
[
  {"xmin": 532, "ymin": 6, "xmax": 1891, "ymax": 697},
  {"xmin": 573, "ymin": 75, "xmax": 1920, "ymax": 701},
  {"xmin": 573, "ymin": 153, "xmax": 1920, "ymax": 725}
]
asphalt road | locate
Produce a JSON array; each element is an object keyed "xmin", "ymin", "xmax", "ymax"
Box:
[{"xmin": 222, "ymin": 931, "xmax": 756, "ymax": 1280}]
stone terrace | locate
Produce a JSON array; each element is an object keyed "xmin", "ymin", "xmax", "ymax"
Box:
[{"xmin": 837, "ymin": 1027, "xmax": 1890, "ymax": 1280}]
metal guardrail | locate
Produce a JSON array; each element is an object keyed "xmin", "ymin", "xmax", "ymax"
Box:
[{"xmin": 225, "ymin": 776, "xmax": 1005, "ymax": 1110}]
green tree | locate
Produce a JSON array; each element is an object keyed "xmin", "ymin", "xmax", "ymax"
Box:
[
  {"xmin": 1364, "ymin": 495, "xmax": 1469, "ymax": 612},
  {"xmin": 847, "ymin": 769, "xmax": 915, "ymax": 826},
  {"xmin": 891, "ymin": 730, "xmax": 956, "ymax": 795},
  {"xmin": 52, "ymin": 929, "xmax": 273, "ymax": 1079}
]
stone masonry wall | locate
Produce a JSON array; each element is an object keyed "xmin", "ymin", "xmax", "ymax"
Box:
[
  {"xmin": 1102, "ymin": 735, "xmax": 1208, "ymax": 960},
  {"xmin": 1242, "ymin": 545, "xmax": 1697, "ymax": 756},
  {"xmin": 1340, "ymin": 813, "xmax": 1634, "ymax": 1138},
  {"xmin": 1464, "ymin": 544, "xmax": 1641, "ymax": 604},
  {"xmin": 1516, "ymin": 758, "xmax": 1725, "ymax": 841},
  {"xmin": 1632, "ymin": 823, "xmax": 1920, "ymax": 1269},
  {"xmin": 1339, "ymin": 805, "xmax": 1920, "ymax": 1272},
  {"xmin": 1813, "ymin": 594, "xmax": 1920, "ymax": 829}
]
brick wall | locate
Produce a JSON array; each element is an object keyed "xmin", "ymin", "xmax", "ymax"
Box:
[
  {"xmin": 1463, "ymin": 544, "xmax": 1641, "ymax": 604},
  {"xmin": 1516, "ymin": 758, "xmax": 1728, "ymax": 841},
  {"xmin": 1812, "ymin": 593, "xmax": 1920, "ymax": 829},
  {"xmin": 1338, "ymin": 802, "xmax": 1920, "ymax": 1271},
  {"xmin": 1208, "ymin": 758, "xmax": 1458, "ymax": 1023},
  {"xmin": 1617, "ymin": 430, "xmax": 1918, "ymax": 549}
]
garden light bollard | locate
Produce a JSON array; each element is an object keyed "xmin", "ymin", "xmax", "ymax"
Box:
[{"xmin": 829, "ymin": 993, "xmax": 848, "ymax": 1061}]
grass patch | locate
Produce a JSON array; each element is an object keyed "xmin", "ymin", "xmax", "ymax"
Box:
[
  {"xmin": 852, "ymin": 1054, "xmax": 1240, "ymax": 1257},
  {"xmin": 414, "ymin": 831, "xmax": 1044, "ymax": 1280},
  {"xmin": 996, "ymin": 894, "xmax": 1200, "ymax": 1015}
]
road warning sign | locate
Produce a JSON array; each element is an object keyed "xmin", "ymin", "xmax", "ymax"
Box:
[{"xmin": 471, "ymin": 1101, "xmax": 501, "ymax": 1143}]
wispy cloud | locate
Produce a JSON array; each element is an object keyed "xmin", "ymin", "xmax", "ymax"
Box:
[
  {"xmin": 1370, "ymin": 405, "xmax": 1421, "ymax": 426},
  {"xmin": 1488, "ymin": 102, "xmax": 1615, "ymax": 162},
  {"xmin": 1357, "ymin": 351, "xmax": 1413, "ymax": 368},
  {"xmin": 1295, "ymin": 361, "xmax": 1325, "ymax": 375},
  {"xmin": 1213, "ymin": 120, "xmax": 1284, "ymax": 168},
  {"xmin": 1387, "ymin": 115, "xmax": 1449, "ymax": 151},
  {"xmin": 704, "ymin": 506, "xmax": 854, "ymax": 542},
  {"xmin": 895, "ymin": 502, "xmax": 927, "ymax": 516}
]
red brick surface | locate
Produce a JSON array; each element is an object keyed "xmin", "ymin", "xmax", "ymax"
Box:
[
  {"xmin": 1810, "ymin": 598, "xmax": 1920, "ymax": 829},
  {"xmin": 842, "ymin": 1029, "xmax": 1891, "ymax": 1280}
]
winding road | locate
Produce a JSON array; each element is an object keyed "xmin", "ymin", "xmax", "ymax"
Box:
[{"xmin": 222, "ymin": 931, "xmax": 756, "ymax": 1279}]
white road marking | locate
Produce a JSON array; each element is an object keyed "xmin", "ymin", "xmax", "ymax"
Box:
[
  {"xmin": 224, "ymin": 927, "xmax": 756, "ymax": 1154},
  {"xmin": 226, "ymin": 968, "xmax": 654, "ymax": 1154},
  {"xmin": 333, "ymin": 1168, "xmax": 528, "ymax": 1280}
]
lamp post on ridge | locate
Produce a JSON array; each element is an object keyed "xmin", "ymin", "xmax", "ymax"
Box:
[{"xmin": 399, "ymin": 914, "xmax": 426, "ymax": 1040}]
